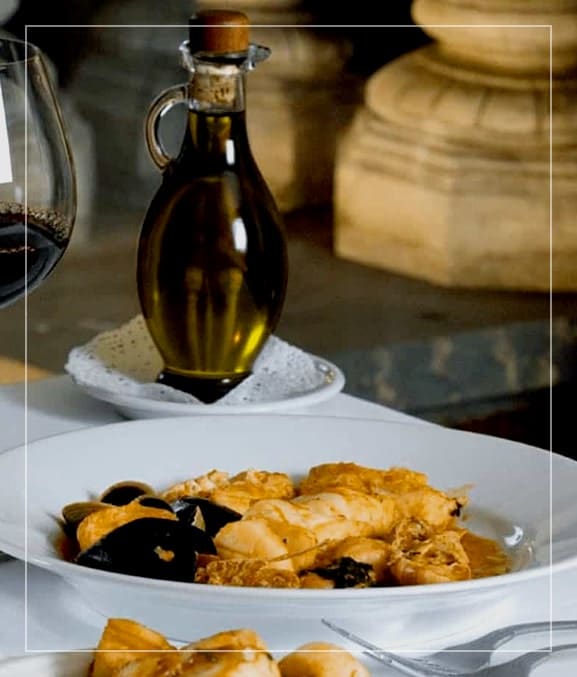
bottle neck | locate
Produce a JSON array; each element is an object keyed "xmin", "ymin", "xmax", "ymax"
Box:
[
  {"xmin": 183, "ymin": 107, "xmax": 249, "ymax": 164},
  {"xmin": 189, "ymin": 58, "xmax": 246, "ymax": 113},
  {"xmin": 178, "ymin": 57, "xmax": 249, "ymax": 164}
]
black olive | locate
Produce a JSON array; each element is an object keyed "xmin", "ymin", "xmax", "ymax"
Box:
[
  {"xmin": 99, "ymin": 481, "xmax": 155, "ymax": 506},
  {"xmin": 171, "ymin": 497, "xmax": 242, "ymax": 537},
  {"xmin": 75, "ymin": 517, "xmax": 216, "ymax": 582},
  {"xmin": 308, "ymin": 557, "xmax": 375, "ymax": 589}
]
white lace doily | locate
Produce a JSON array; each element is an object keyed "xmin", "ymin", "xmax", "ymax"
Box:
[{"xmin": 65, "ymin": 315, "xmax": 343, "ymax": 407}]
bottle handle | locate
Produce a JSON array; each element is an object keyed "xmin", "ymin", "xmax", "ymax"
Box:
[{"xmin": 144, "ymin": 84, "xmax": 188, "ymax": 171}]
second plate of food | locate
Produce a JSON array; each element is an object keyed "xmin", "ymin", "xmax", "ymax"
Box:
[{"xmin": 0, "ymin": 415, "xmax": 575, "ymax": 650}]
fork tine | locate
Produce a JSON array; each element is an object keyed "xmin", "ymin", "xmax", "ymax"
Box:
[
  {"xmin": 485, "ymin": 643, "xmax": 577, "ymax": 676},
  {"xmin": 437, "ymin": 620, "xmax": 577, "ymax": 654},
  {"xmin": 321, "ymin": 620, "xmax": 458, "ymax": 677},
  {"xmin": 425, "ymin": 619, "xmax": 577, "ymax": 672}
]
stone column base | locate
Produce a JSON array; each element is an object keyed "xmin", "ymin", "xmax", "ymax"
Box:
[{"xmin": 334, "ymin": 44, "xmax": 577, "ymax": 291}]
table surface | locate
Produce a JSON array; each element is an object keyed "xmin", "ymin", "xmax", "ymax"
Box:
[{"xmin": 0, "ymin": 375, "xmax": 576, "ymax": 674}]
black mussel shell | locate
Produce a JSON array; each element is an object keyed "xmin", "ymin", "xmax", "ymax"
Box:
[
  {"xmin": 308, "ymin": 557, "xmax": 375, "ymax": 589},
  {"xmin": 75, "ymin": 517, "xmax": 216, "ymax": 582},
  {"xmin": 171, "ymin": 497, "xmax": 242, "ymax": 537},
  {"xmin": 99, "ymin": 481, "xmax": 156, "ymax": 506},
  {"xmin": 133, "ymin": 495, "xmax": 174, "ymax": 512}
]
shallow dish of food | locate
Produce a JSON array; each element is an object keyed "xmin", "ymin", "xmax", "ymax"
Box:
[
  {"xmin": 0, "ymin": 415, "xmax": 576, "ymax": 649},
  {"xmin": 57, "ymin": 460, "xmax": 508, "ymax": 590}
]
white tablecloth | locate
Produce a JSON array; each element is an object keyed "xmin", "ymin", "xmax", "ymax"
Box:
[{"xmin": 0, "ymin": 376, "xmax": 575, "ymax": 673}]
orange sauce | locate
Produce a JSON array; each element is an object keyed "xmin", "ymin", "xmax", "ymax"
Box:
[{"xmin": 461, "ymin": 531, "xmax": 510, "ymax": 578}]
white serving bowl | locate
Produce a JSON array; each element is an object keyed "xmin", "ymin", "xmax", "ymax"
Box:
[
  {"xmin": 0, "ymin": 653, "xmax": 91, "ymax": 677},
  {"xmin": 0, "ymin": 415, "xmax": 575, "ymax": 651}
]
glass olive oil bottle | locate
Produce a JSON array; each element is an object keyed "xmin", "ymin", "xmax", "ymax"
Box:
[{"xmin": 137, "ymin": 10, "xmax": 288, "ymax": 403}]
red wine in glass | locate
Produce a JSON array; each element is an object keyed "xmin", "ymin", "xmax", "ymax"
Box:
[
  {"xmin": 0, "ymin": 38, "xmax": 76, "ymax": 309},
  {"xmin": 0, "ymin": 202, "xmax": 70, "ymax": 307}
]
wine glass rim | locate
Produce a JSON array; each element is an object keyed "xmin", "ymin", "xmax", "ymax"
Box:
[{"xmin": 0, "ymin": 37, "xmax": 43, "ymax": 66}]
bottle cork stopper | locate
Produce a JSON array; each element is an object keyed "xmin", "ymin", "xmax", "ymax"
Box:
[{"xmin": 189, "ymin": 9, "xmax": 250, "ymax": 54}]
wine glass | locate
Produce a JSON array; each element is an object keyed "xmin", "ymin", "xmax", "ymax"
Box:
[{"xmin": 0, "ymin": 37, "xmax": 76, "ymax": 308}]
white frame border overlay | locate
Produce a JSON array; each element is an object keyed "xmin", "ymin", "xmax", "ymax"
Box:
[{"xmin": 23, "ymin": 21, "xmax": 554, "ymax": 657}]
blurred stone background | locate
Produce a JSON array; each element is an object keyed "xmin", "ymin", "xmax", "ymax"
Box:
[
  {"xmin": 2, "ymin": 0, "xmax": 576, "ymax": 457},
  {"xmin": 6, "ymin": 0, "xmax": 431, "ymax": 239}
]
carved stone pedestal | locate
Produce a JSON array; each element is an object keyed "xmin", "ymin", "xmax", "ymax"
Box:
[
  {"xmin": 334, "ymin": 0, "xmax": 577, "ymax": 290},
  {"xmin": 200, "ymin": 0, "xmax": 360, "ymax": 212}
]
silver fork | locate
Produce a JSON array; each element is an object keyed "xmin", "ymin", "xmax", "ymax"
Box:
[
  {"xmin": 419, "ymin": 620, "xmax": 577, "ymax": 672},
  {"xmin": 322, "ymin": 620, "xmax": 577, "ymax": 676}
]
